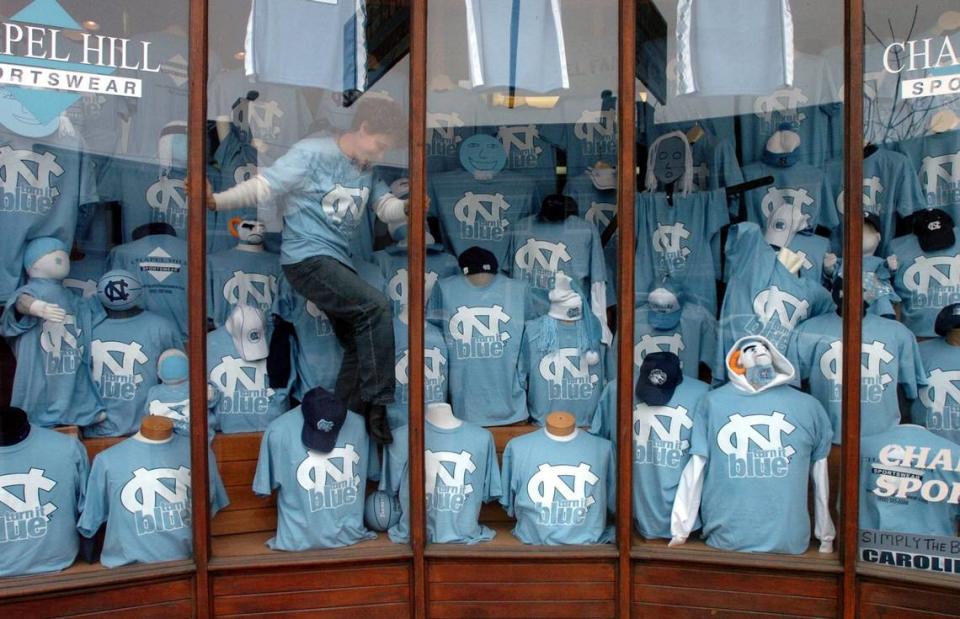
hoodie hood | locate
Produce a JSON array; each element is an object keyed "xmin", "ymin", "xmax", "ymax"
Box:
[{"xmin": 725, "ymin": 334, "xmax": 795, "ymax": 394}]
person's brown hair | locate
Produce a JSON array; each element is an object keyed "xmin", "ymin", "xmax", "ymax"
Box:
[{"xmin": 350, "ymin": 94, "xmax": 406, "ymax": 139}]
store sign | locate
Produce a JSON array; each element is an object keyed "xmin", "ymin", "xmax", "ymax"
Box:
[
  {"xmin": 882, "ymin": 32, "xmax": 960, "ymax": 99},
  {"xmin": 861, "ymin": 529, "xmax": 960, "ymax": 574}
]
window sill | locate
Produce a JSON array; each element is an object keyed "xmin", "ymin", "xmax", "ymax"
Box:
[
  {"xmin": 425, "ymin": 522, "xmax": 619, "ymax": 560},
  {"xmin": 208, "ymin": 531, "xmax": 412, "ymax": 572},
  {"xmin": 631, "ymin": 534, "xmax": 843, "ymax": 574},
  {"xmin": 0, "ymin": 560, "xmax": 195, "ymax": 600},
  {"xmin": 857, "ymin": 561, "xmax": 960, "ymax": 591}
]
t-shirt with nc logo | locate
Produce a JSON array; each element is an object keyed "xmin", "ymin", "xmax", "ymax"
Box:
[
  {"xmin": 259, "ymin": 136, "xmax": 391, "ymax": 268},
  {"xmin": 381, "ymin": 421, "xmax": 501, "ymax": 544},
  {"xmin": 206, "ymin": 246, "xmax": 282, "ymax": 329},
  {"xmin": 253, "ymin": 408, "xmax": 377, "ymax": 551},
  {"xmin": 890, "ymin": 226, "xmax": 960, "ymax": 337},
  {"xmin": 740, "ymin": 161, "xmax": 839, "ymax": 232},
  {"xmin": 913, "ymin": 338, "xmax": 960, "ymax": 445},
  {"xmin": 373, "ymin": 243, "xmax": 461, "ymax": 319},
  {"xmin": 1, "ymin": 278, "xmax": 104, "ymax": 427},
  {"xmin": 627, "ymin": 303, "xmax": 719, "ymax": 382},
  {"xmin": 85, "ymin": 311, "xmax": 181, "ymax": 438},
  {"xmin": 591, "ymin": 378, "xmax": 710, "ymax": 540},
  {"xmin": 388, "ymin": 317, "xmax": 449, "ymax": 430},
  {"xmin": 0, "ymin": 427, "xmax": 89, "ymax": 577},
  {"xmin": 146, "ymin": 381, "xmax": 218, "ymax": 437},
  {"xmin": 78, "ymin": 435, "xmax": 228, "ymax": 568},
  {"xmin": 690, "ymin": 383, "xmax": 832, "ymax": 554},
  {"xmin": 206, "ymin": 326, "xmax": 289, "ymax": 434},
  {"xmin": 896, "ymin": 131, "xmax": 960, "ymax": 226},
  {"xmin": 429, "ymin": 274, "xmax": 534, "ymax": 426},
  {"xmin": 501, "ymin": 429, "xmax": 615, "ymax": 545}
]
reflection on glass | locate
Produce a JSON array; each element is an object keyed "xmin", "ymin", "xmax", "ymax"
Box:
[{"xmin": 857, "ymin": 0, "xmax": 960, "ymax": 576}]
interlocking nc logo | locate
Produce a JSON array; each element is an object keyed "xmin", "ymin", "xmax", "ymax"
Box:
[
  {"xmin": 0, "ymin": 469, "xmax": 57, "ymax": 517},
  {"xmin": 574, "ymin": 110, "xmax": 616, "ymax": 141},
  {"xmin": 819, "ymin": 340, "xmax": 893, "ymax": 386},
  {"xmin": 837, "ymin": 177, "xmax": 884, "ymax": 214},
  {"xmin": 527, "ymin": 463, "xmax": 598, "ymax": 509},
  {"xmin": 920, "ymin": 369, "xmax": 960, "ymax": 412},
  {"xmin": 296, "ymin": 446, "xmax": 360, "ymax": 490},
  {"xmin": 211, "ymin": 357, "xmax": 274, "ymax": 396},
  {"xmin": 40, "ymin": 314, "xmax": 79, "ymax": 359},
  {"xmin": 514, "ymin": 239, "xmax": 571, "ymax": 272},
  {"xmin": 103, "ymin": 278, "xmax": 131, "ymax": 303},
  {"xmin": 120, "ymin": 466, "xmax": 191, "ymax": 514},
  {"xmin": 425, "ymin": 450, "xmax": 476, "ymax": 496},
  {"xmin": 305, "ymin": 301, "xmax": 335, "ymax": 337},
  {"xmin": 395, "ymin": 347, "xmax": 446, "ymax": 385},
  {"xmin": 321, "ymin": 184, "xmax": 369, "ymax": 223},
  {"xmin": 903, "ymin": 256, "xmax": 960, "ymax": 294},
  {"xmin": 920, "ymin": 152, "xmax": 960, "ymax": 198},
  {"xmin": 91, "ymin": 340, "xmax": 147, "ymax": 384},
  {"xmin": 149, "ymin": 398, "xmax": 191, "ymax": 424},
  {"xmin": 453, "ymin": 192, "xmax": 511, "ymax": 226},
  {"xmin": 427, "ymin": 112, "xmax": 465, "ymax": 142},
  {"xmin": 753, "ymin": 286, "xmax": 810, "ymax": 329},
  {"xmin": 634, "ymin": 334, "xmax": 684, "ymax": 367},
  {"xmin": 538, "ymin": 348, "xmax": 599, "ymax": 384},
  {"xmin": 634, "ymin": 405, "xmax": 693, "ymax": 448},
  {"xmin": 234, "ymin": 163, "xmax": 258, "ymax": 185},
  {"xmin": 652, "ymin": 223, "xmax": 691, "ymax": 258},
  {"xmin": 0, "ymin": 147, "xmax": 63, "ymax": 199},
  {"xmin": 449, "ymin": 305, "xmax": 511, "ymax": 343},
  {"xmin": 717, "ymin": 413, "xmax": 796, "ymax": 461},
  {"xmin": 147, "ymin": 175, "xmax": 186, "ymax": 216},
  {"xmin": 753, "ymin": 88, "xmax": 809, "ymax": 122},
  {"xmin": 387, "ymin": 268, "xmax": 440, "ymax": 308},
  {"xmin": 585, "ymin": 202, "xmax": 615, "ymax": 228},
  {"xmin": 249, "ymin": 99, "xmax": 283, "ymax": 140},
  {"xmin": 497, "ymin": 125, "xmax": 542, "ymax": 155},
  {"xmin": 760, "ymin": 187, "xmax": 814, "ymax": 221},
  {"xmin": 223, "ymin": 271, "xmax": 277, "ymax": 308}
]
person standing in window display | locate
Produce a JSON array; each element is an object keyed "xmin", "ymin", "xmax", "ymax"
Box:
[{"xmin": 205, "ymin": 97, "xmax": 409, "ymax": 444}]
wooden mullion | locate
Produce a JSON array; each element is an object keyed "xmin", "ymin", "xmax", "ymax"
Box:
[
  {"xmin": 617, "ymin": 0, "xmax": 638, "ymax": 616},
  {"xmin": 187, "ymin": 0, "xmax": 211, "ymax": 614},
  {"xmin": 408, "ymin": 0, "xmax": 428, "ymax": 616},
  {"xmin": 840, "ymin": 0, "xmax": 865, "ymax": 617}
]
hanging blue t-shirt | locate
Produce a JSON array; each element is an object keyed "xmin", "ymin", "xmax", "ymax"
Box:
[
  {"xmin": 253, "ymin": 408, "xmax": 376, "ymax": 550},
  {"xmin": 0, "ymin": 427, "xmax": 88, "ymax": 577},
  {"xmin": 429, "ymin": 274, "xmax": 533, "ymax": 426},
  {"xmin": 78, "ymin": 435, "xmax": 228, "ymax": 568},
  {"xmin": 206, "ymin": 126, "xmax": 261, "ymax": 255},
  {"xmin": 740, "ymin": 161, "xmax": 838, "ymax": 232},
  {"xmin": 787, "ymin": 232, "xmax": 830, "ymax": 283},
  {"xmin": 63, "ymin": 251, "xmax": 107, "ymax": 300},
  {"xmin": 381, "ymin": 421, "xmax": 501, "ymax": 544},
  {"xmin": 860, "ymin": 424, "xmax": 960, "ymax": 537},
  {"xmin": 1, "ymin": 278, "xmax": 104, "ymax": 427},
  {"xmin": 388, "ymin": 317, "xmax": 449, "ymax": 430},
  {"xmin": 635, "ymin": 189, "xmax": 728, "ymax": 314},
  {"xmin": 259, "ymin": 136, "xmax": 390, "ymax": 268},
  {"xmin": 794, "ymin": 312, "xmax": 925, "ymax": 443},
  {"xmin": 146, "ymin": 381, "xmax": 218, "ymax": 437},
  {"xmin": 206, "ymin": 247, "xmax": 281, "ymax": 329},
  {"xmin": 206, "ymin": 327, "xmax": 289, "ymax": 433},
  {"xmin": 737, "ymin": 104, "xmax": 834, "ymax": 168},
  {"xmin": 564, "ymin": 107, "xmax": 618, "ymax": 178},
  {"xmin": 426, "ymin": 110, "xmax": 476, "ymax": 173},
  {"xmin": 591, "ymin": 377, "xmax": 710, "ymax": 539},
  {"xmin": 429, "ymin": 169, "xmax": 539, "ymax": 269},
  {"xmin": 913, "ymin": 338, "xmax": 960, "ymax": 445},
  {"xmin": 507, "ymin": 214, "xmax": 608, "ymax": 319},
  {"xmin": 374, "ymin": 243, "xmax": 461, "ymax": 318},
  {"xmin": 86, "ymin": 311, "xmax": 181, "ymax": 438},
  {"xmin": 113, "ymin": 162, "xmax": 188, "ymax": 243},
  {"xmin": 108, "ymin": 234, "xmax": 189, "ymax": 341},
  {"xmin": 501, "ymin": 429, "xmax": 615, "ymax": 545},
  {"xmin": 521, "ymin": 316, "xmax": 603, "ymax": 427},
  {"xmin": 691, "ymin": 382, "xmax": 833, "ymax": 554},
  {"xmin": 890, "ymin": 227, "xmax": 960, "ymax": 337},
  {"xmin": 478, "ymin": 123, "xmax": 563, "ymax": 198},
  {"xmin": 630, "ymin": 303, "xmax": 719, "ymax": 380},
  {"xmin": 896, "ymin": 131, "xmax": 960, "ymax": 224}
]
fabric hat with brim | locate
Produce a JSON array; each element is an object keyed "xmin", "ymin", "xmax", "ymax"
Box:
[
  {"xmin": 913, "ymin": 208, "xmax": 955, "ymax": 252},
  {"xmin": 934, "ymin": 303, "xmax": 960, "ymax": 337},
  {"xmin": 635, "ymin": 351, "xmax": 683, "ymax": 406},
  {"xmin": 458, "ymin": 246, "xmax": 498, "ymax": 275},
  {"xmin": 301, "ymin": 387, "xmax": 347, "ymax": 453}
]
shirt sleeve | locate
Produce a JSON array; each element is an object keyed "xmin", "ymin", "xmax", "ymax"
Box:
[
  {"xmin": 259, "ymin": 140, "xmax": 314, "ymax": 196},
  {"xmin": 895, "ymin": 155, "xmax": 927, "ymax": 218},
  {"xmin": 689, "ymin": 399, "xmax": 710, "ymax": 458},
  {"xmin": 252, "ymin": 426, "xmax": 278, "ymax": 496},
  {"xmin": 73, "ymin": 438, "xmax": 91, "ymax": 519},
  {"xmin": 208, "ymin": 448, "xmax": 231, "ymax": 514},
  {"xmin": 589, "ymin": 382, "xmax": 616, "ymax": 442},
  {"xmin": 811, "ymin": 400, "xmax": 834, "ymax": 461},
  {"xmin": 77, "ymin": 454, "xmax": 108, "ymax": 538},
  {"xmin": 482, "ymin": 432, "xmax": 502, "ymax": 502},
  {"xmin": 379, "ymin": 438, "xmax": 407, "ymax": 494},
  {"xmin": 499, "ymin": 442, "xmax": 517, "ymax": 516},
  {"xmin": 898, "ymin": 329, "xmax": 927, "ymax": 400}
]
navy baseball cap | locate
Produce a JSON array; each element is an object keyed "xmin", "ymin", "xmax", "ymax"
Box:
[
  {"xmin": 459, "ymin": 246, "xmax": 498, "ymax": 275},
  {"xmin": 301, "ymin": 387, "xmax": 347, "ymax": 453},
  {"xmin": 934, "ymin": 304, "xmax": 960, "ymax": 337},
  {"xmin": 636, "ymin": 351, "xmax": 683, "ymax": 406},
  {"xmin": 913, "ymin": 209, "xmax": 955, "ymax": 252}
]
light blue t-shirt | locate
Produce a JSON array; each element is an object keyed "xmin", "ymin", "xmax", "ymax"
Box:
[
  {"xmin": 691, "ymin": 382, "xmax": 833, "ymax": 554},
  {"xmin": 478, "ymin": 123, "xmax": 564, "ymax": 197},
  {"xmin": 381, "ymin": 421, "xmax": 501, "ymax": 544},
  {"xmin": 0, "ymin": 427, "xmax": 88, "ymax": 577},
  {"xmin": 521, "ymin": 316, "xmax": 603, "ymax": 426},
  {"xmin": 896, "ymin": 131, "xmax": 960, "ymax": 224},
  {"xmin": 913, "ymin": 338, "xmax": 960, "ymax": 445},
  {"xmin": 501, "ymin": 429, "xmax": 615, "ymax": 545},
  {"xmin": 890, "ymin": 226, "xmax": 960, "ymax": 337},
  {"xmin": 794, "ymin": 312, "xmax": 925, "ymax": 443},
  {"xmin": 740, "ymin": 161, "xmax": 839, "ymax": 232},
  {"xmin": 507, "ymin": 214, "xmax": 607, "ymax": 317},
  {"xmin": 63, "ymin": 251, "xmax": 107, "ymax": 300},
  {"xmin": 78, "ymin": 435, "xmax": 228, "ymax": 568},
  {"xmin": 591, "ymin": 377, "xmax": 710, "ymax": 539},
  {"xmin": 564, "ymin": 107, "xmax": 617, "ymax": 178},
  {"xmin": 86, "ymin": 311, "xmax": 181, "ymax": 438},
  {"xmin": 787, "ymin": 232, "xmax": 830, "ymax": 283},
  {"xmin": 253, "ymin": 408, "xmax": 376, "ymax": 551},
  {"xmin": 388, "ymin": 317, "xmax": 449, "ymax": 430},
  {"xmin": 146, "ymin": 381, "xmax": 218, "ymax": 437},
  {"xmin": 206, "ymin": 247, "xmax": 281, "ymax": 329},
  {"xmin": 1, "ymin": 278, "xmax": 104, "ymax": 427},
  {"xmin": 563, "ymin": 174, "xmax": 618, "ymax": 291},
  {"xmin": 114, "ymin": 162, "xmax": 188, "ymax": 244},
  {"xmin": 859, "ymin": 424, "xmax": 960, "ymax": 537},
  {"xmin": 107, "ymin": 234, "xmax": 189, "ymax": 341},
  {"xmin": 737, "ymin": 104, "xmax": 834, "ymax": 168},
  {"xmin": 260, "ymin": 136, "xmax": 390, "ymax": 268},
  {"xmin": 206, "ymin": 327, "xmax": 289, "ymax": 434},
  {"xmin": 429, "ymin": 273, "xmax": 534, "ymax": 426},
  {"xmin": 206, "ymin": 126, "xmax": 261, "ymax": 254},
  {"xmin": 374, "ymin": 243, "xmax": 461, "ymax": 318},
  {"xmin": 629, "ymin": 303, "xmax": 719, "ymax": 381}
]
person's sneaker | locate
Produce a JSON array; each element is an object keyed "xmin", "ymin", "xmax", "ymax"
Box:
[{"xmin": 364, "ymin": 403, "xmax": 393, "ymax": 444}]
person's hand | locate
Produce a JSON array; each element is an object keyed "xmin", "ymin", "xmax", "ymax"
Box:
[
  {"xmin": 185, "ymin": 177, "xmax": 217, "ymax": 211},
  {"xmin": 28, "ymin": 299, "xmax": 66, "ymax": 322},
  {"xmin": 886, "ymin": 255, "xmax": 898, "ymax": 271}
]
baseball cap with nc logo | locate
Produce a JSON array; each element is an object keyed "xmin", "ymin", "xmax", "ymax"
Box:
[
  {"xmin": 913, "ymin": 208, "xmax": 955, "ymax": 252},
  {"xmin": 301, "ymin": 386, "xmax": 347, "ymax": 453},
  {"xmin": 636, "ymin": 351, "xmax": 683, "ymax": 406}
]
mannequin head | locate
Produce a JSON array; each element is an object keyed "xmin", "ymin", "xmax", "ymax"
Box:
[
  {"xmin": 653, "ymin": 136, "xmax": 686, "ymax": 186},
  {"xmin": 24, "ymin": 237, "xmax": 70, "ymax": 280},
  {"xmin": 158, "ymin": 349, "xmax": 189, "ymax": 385},
  {"xmin": 763, "ymin": 123, "xmax": 801, "ymax": 167},
  {"xmin": 458, "ymin": 134, "xmax": 507, "ymax": 176},
  {"xmin": 734, "ymin": 340, "xmax": 776, "ymax": 390},
  {"xmin": 236, "ymin": 220, "xmax": 266, "ymax": 246},
  {"xmin": 224, "ymin": 305, "xmax": 269, "ymax": 361},
  {"xmin": 765, "ymin": 201, "xmax": 810, "ymax": 248}
]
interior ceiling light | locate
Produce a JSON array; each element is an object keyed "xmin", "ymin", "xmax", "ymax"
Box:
[
  {"xmin": 233, "ymin": 51, "xmax": 246, "ymax": 61},
  {"xmin": 82, "ymin": 20, "xmax": 100, "ymax": 31}
]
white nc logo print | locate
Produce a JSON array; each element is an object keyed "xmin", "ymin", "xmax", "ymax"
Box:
[
  {"xmin": 586, "ymin": 202, "xmax": 615, "ymax": 228},
  {"xmin": 837, "ymin": 177, "xmax": 884, "ymax": 214},
  {"xmin": 819, "ymin": 340, "xmax": 893, "ymax": 402},
  {"xmin": 296, "ymin": 446, "xmax": 361, "ymax": 511},
  {"xmin": 761, "ymin": 188, "xmax": 814, "ymax": 221},
  {"xmin": 222, "ymin": 271, "xmax": 277, "ymax": 309},
  {"xmin": 514, "ymin": 239, "xmax": 571, "ymax": 272},
  {"xmin": 718, "ymin": 413, "xmax": 796, "ymax": 479},
  {"xmin": 388, "ymin": 268, "xmax": 440, "ymax": 309},
  {"xmin": 147, "ymin": 175, "xmax": 186, "ymax": 222},
  {"xmin": 40, "ymin": 315, "xmax": 79, "ymax": 359},
  {"xmin": 753, "ymin": 286, "xmax": 809, "ymax": 329},
  {"xmin": 425, "ymin": 451, "xmax": 475, "ymax": 500},
  {"xmin": 0, "ymin": 146, "xmax": 63, "ymax": 215},
  {"xmin": 753, "ymin": 89, "xmax": 808, "ymax": 122},
  {"xmin": 454, "ymin": 192, "xmax": 510, "ymax": 227},
  {"xmin": 321, "ymin": 184, "xmax": 369, "ymax": 223},
  {"xmin": 903, "ymin": 256, "xmax": 960, "ymax": 294},
  {"xmin": 653, "ymin": 223, "xmax": 691, "ymax": 259},
  {"xmin": 249, "ymin": 100, "xmax": 283, "ymax": 140},
  {"xmin": 574, "ymin": 110, "xmax": 616, "ymax": 141},
  {"xmin": 497, "ymin": 125, "xmax": 542, "ymax": 156},
  {"xmin": 539, "ymin": 348, "xmax": 598, "ymax": 383},
  {"xmin": 635, "ymin": 334, "xmax": 685, "ymax": 367},
  {"xmin": 120, "ymin": 467, "xmax": 191, "ymax": 514},
  {"xmin": 0, "ymin": 469, "xmax": 57, "ymax": 518},
  {"xmin": 92, "ymin": 340, "xmax": 148, "ymax": 400},
  {"xmin": 920, "ymin": 152, "xmax": 960, "ymax": 203},
  {"xmin": 528, "ymin": 463, "xmax": 598, "ymax": 526},
  {"xmin": 920, "ymin": 369, "xmax": 960, "ymax": 414},
  {"xmin": 449, "ymin": 306, "xmax": 511, "ymax": 343},
  {"xmin": 427, "ymin": 112, "xmax": 464, "ymax": 142},
  {"xmin": 395, "ymin": 347, "xmax": 445, "ymax": 385},
  {"xmin": 634, "ymin": 406, "xmax": 693, "ymax": 448}
]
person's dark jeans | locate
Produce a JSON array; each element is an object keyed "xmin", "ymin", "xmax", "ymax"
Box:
[{"xmin": 283, "ymin": 256, "xmax": 395, "ymax": 410}]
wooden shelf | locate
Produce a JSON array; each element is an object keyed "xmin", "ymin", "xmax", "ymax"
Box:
[
  {"xmin": 426, "ymin": 522, "xmax": 619, "ymax": 560},
  {"xmin": 209, "ymin": 530, "xmax": 411, "ymax": 572},
  {"xmin": 0, "ymin": 559, "xmax": 194, "ymax": 601}
]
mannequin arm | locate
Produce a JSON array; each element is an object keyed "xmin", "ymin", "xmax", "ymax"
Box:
[
  {"xmin": 669, "ymin": 454, "xmax": 706, "ymax": 546},
  {"xmin": 16, "ymin": 293, "xmax": 66, "ymax": 323},
  {"xmin": 812, "ymin": 457, "xmax": 836, "ymax": 553}
]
